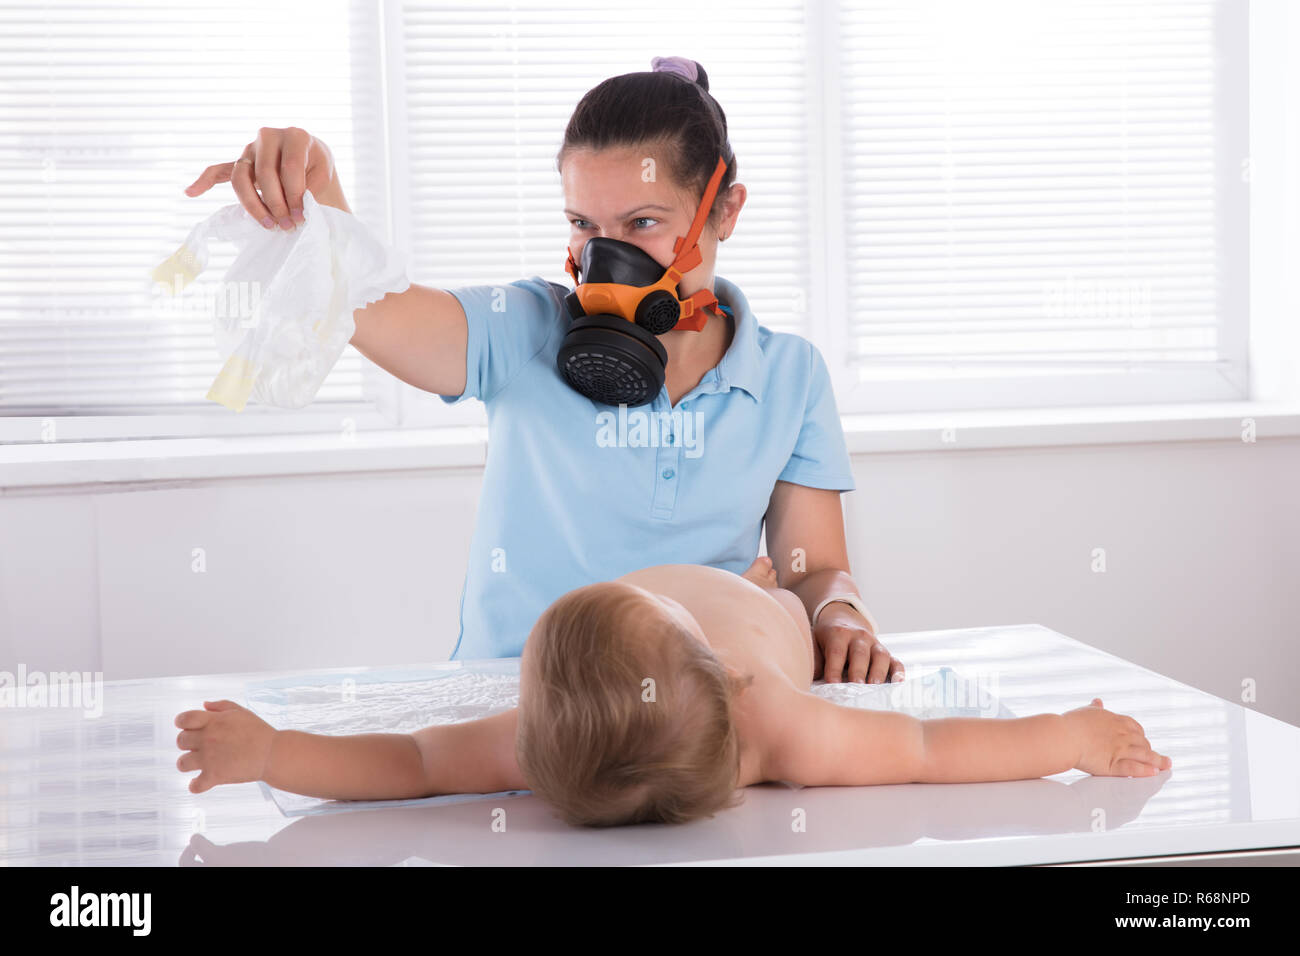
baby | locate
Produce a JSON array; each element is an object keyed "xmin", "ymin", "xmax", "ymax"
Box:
[{"xmin": 175, "ymin": 559, "xmax": 1171, "ymax": 827}]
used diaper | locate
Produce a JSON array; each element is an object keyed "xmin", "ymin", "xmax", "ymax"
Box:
[
  {"xmin": 150, "ymin": 188, "xmax": 409, "ymax": 411},
  {"xmin": 244, "ymin": 661, "xmax": 1015, "ymax": 817}
]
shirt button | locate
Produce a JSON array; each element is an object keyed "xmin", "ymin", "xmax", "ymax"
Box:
[{"xmin": 662, "ymin": 468, "xmax": 675, "ymax": 480}]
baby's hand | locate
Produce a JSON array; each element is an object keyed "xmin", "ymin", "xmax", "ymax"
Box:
[
  {"xmin": 740, "ymin": 555, "xmax": 779, "ymax": 589},
  {"xmin": 1064, "ymin": 697, "xmax": 1172, "ymax": 778},
  {"xmin": 175, "ymin": 700, "xmax": 277, "ymax": 794}
]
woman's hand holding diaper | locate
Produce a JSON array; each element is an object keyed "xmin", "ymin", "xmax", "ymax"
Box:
[
  {"xmin": 185, "ymin": 125, "xmax": 351, "ymax": 228},
  {"xmin": 1065, "ymin": 697, "xmax": 1172, "ymax": 778},
  {"xmin": 174, "ymin": 700, "xmax": 277, "ymax": 794}
]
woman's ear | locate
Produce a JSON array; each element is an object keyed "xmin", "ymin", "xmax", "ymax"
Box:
[{"xmin": 719, "ymin": 182, "xmax": 746, "ymax": 239}]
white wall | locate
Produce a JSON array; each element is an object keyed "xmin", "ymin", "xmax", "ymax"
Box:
[
  {"xmin": 843, "ymin": 437, "xmax": 1300, "ymax": 728},
  {"xmin": 2, "ymin": 436, "xmax": 1297, "ymax": 728},
  {"xmin": 0, "ymin": 469, "xmax": 481, "ymax": 677}
]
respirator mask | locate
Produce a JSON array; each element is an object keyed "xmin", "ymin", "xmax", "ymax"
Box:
[{"xmin": 557, "ymin": 155, "xmax": 731, "ymax": 407}]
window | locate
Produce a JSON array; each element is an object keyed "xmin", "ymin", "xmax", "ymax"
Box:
[
  {"xmin": 830, "ymin": 0, "xmax": 1249, "ymax": 412},
  {"xmin": 0, "ymin": 0, "xmax": 1251, "ymax": 443},
  {"xmin": 386, "ymin": 0, "xmax": 810, "ymax": 426},
  {"xmin": 0, "ymin": 0, "xmax": 394, "ymax": 441}
]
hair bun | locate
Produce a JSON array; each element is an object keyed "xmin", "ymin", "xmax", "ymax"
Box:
[{"xmin": 651, "ymin": 55, "xmax": 708, "ymax": 91}]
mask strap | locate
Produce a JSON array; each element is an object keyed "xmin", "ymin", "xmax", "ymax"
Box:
[
  {"xmin": 663, "ymin": 155, "xmax": 729, "ymax": 329},
  {"xmin": 670, "ymin": 155, "xmax": 729, "ymax": 274}
]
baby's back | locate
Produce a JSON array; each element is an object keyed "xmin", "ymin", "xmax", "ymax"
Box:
[{"xmin": 614, "ymin": 563, "xmax": 815, "ymax": 785}]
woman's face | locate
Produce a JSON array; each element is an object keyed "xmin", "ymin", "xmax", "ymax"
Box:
[{"xmin": 561, "ymin": 145, "xmax": 731, "ymax": 297}]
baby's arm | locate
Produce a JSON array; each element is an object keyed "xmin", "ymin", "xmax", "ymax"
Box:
[
  {"xmin": 739, "ymin": 555, "xmax": 779, "ymax": 588},
  {"xmin": 175, "ymin": 700, "xmax": 524, "ymax": 799},
  {"xmin": 762, "ymin": 690, "xmax": 1170, "ymax": 786}
]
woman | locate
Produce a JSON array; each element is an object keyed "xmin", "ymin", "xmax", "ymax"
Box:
[{"xmin": 185, "ymin": 56, "xmax": 903, "ymax": 684}]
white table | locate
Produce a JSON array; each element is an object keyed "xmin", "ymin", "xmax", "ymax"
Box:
[{"xmin": 3, "ymin": 624, "xmax": 1297, "ymax": 866}]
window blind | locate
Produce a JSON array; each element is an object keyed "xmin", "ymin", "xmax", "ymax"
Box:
[
  {"xmin": 0, "ymin": 0, "xmax": 1248, "ymax": 430},
  {"xmin": 0, "ymin": 0, "xmax": 384, "ymax": 417},
  {"xmin": 388, "ymin": 0, "xmax": 811, "ymax": 425},
  {"xmin": 834, "ymin": 0, "xmax": 1247, "ymax": 411},
  {"xmin": 396, "ymin": 0, "xmax": 808, "ymax": 307}
]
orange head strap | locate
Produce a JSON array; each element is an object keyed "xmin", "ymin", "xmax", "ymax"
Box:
[{"xmin": 564, "ymin": 154, "xmax": 730, "ymax": 333}]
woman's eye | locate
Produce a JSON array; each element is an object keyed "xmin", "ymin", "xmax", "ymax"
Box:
[{"xmin": 569, "ymin": 218, "xmax": 657, "ymax": 230}]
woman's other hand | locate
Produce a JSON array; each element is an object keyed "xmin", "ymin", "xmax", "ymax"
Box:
[{"xmin": 815, "ymin": 601, "xmax": 903, "ymax": 684}]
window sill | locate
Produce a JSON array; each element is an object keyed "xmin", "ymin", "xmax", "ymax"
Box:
[
  {"xmin": 0, "ymin": 425, "xmax": 488, "ymax": 492},
  {"xmin": 837, "ymin": 399, "xmax": 1300, "ymax": 454},
  {"xmin": 2, "ymin": 400, "xmax": 1298, "ymax": 492}
]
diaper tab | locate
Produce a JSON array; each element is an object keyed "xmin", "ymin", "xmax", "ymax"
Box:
[
  {"xmin": 150, "ymin": 242, "xmax": 203, "ymax": 291},
  {"xmin": 151, "ymin": 213, "xmax": 225, "ymax": 291},
  {"xmin": 206, "ymin": 353, "xmax": 259, "ymax": 412}
]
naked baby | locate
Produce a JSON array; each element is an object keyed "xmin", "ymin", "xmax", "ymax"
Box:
[{"xmin": 174, "ymin": 559, "xmax": 1172, "ymax": 826}]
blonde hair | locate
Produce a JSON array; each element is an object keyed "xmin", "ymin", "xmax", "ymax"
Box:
[{"xmin": 516, "ymin": 581, "xmax": 753, "ymax": 827}]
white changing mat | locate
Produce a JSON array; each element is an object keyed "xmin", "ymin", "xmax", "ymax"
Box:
[{"xmin": 245, "ymin": 660, "xmax": 1016, "ymax": 817}]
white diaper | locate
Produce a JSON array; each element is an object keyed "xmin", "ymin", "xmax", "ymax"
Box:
[{"xmin": 151, "ymin": 189, "xmax": 409, "ymax": 411}]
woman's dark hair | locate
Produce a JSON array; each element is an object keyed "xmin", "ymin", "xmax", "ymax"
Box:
[{"xmin": 556, "ymin": 59, "xmax": 737, "ymax": 229}]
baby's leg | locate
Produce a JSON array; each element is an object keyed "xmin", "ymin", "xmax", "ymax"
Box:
[{"xmin": 740, "ymin": 555, "xmax": 779, "ymax": 589}]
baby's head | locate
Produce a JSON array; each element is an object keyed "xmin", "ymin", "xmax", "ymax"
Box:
[{"xmin": 516, "ymin": 580, "xmax": 753, "ymax": 827}]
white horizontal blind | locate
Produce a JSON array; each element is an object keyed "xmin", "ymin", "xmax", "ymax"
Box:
[
  {"xmin": 0, "ymin": 0, "xmax": 1250, "ymax": 431},
  {"xmin": 0, "ymin": 0, "xmax": 383, "ymax": 418},
  {"xmin": 835, "ymin": 0, "xmax": 1247, "ymax": 411},
  {"xmin": 393, "ymin": 0, "xmax": 810, "ymax": 422}
]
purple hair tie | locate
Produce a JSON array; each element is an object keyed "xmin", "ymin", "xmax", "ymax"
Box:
[{"xmin": 651, "ymin": 55, "xmax": 698, "ymax": 83}]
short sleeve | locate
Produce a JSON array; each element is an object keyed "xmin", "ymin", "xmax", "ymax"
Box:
[
  {"xmin": 439, "ymin": 276, "xmax": 563, "ymax": 404},
  {"xmin": 776, "ymin": 342, "xmax": 856, "ymax": 491}
]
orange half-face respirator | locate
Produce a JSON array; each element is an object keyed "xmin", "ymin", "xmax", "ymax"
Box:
[{"xmin": 558, "ymin": 154, "xmax": 731, "ymax": 406}]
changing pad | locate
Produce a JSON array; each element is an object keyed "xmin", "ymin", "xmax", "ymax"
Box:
[{"xmin": 245, "ymin": 660, "xmax": 1016, "ymax": 817}]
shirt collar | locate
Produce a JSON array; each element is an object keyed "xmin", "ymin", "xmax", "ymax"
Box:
[{"xmin": 711, "ymin": 274, "xmax": 764, "ymax": 403}]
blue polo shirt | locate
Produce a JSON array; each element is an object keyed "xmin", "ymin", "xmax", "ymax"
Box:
[{"xmin": 439, "ymin": 273, "xmax": 855, "ymax": 660}]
